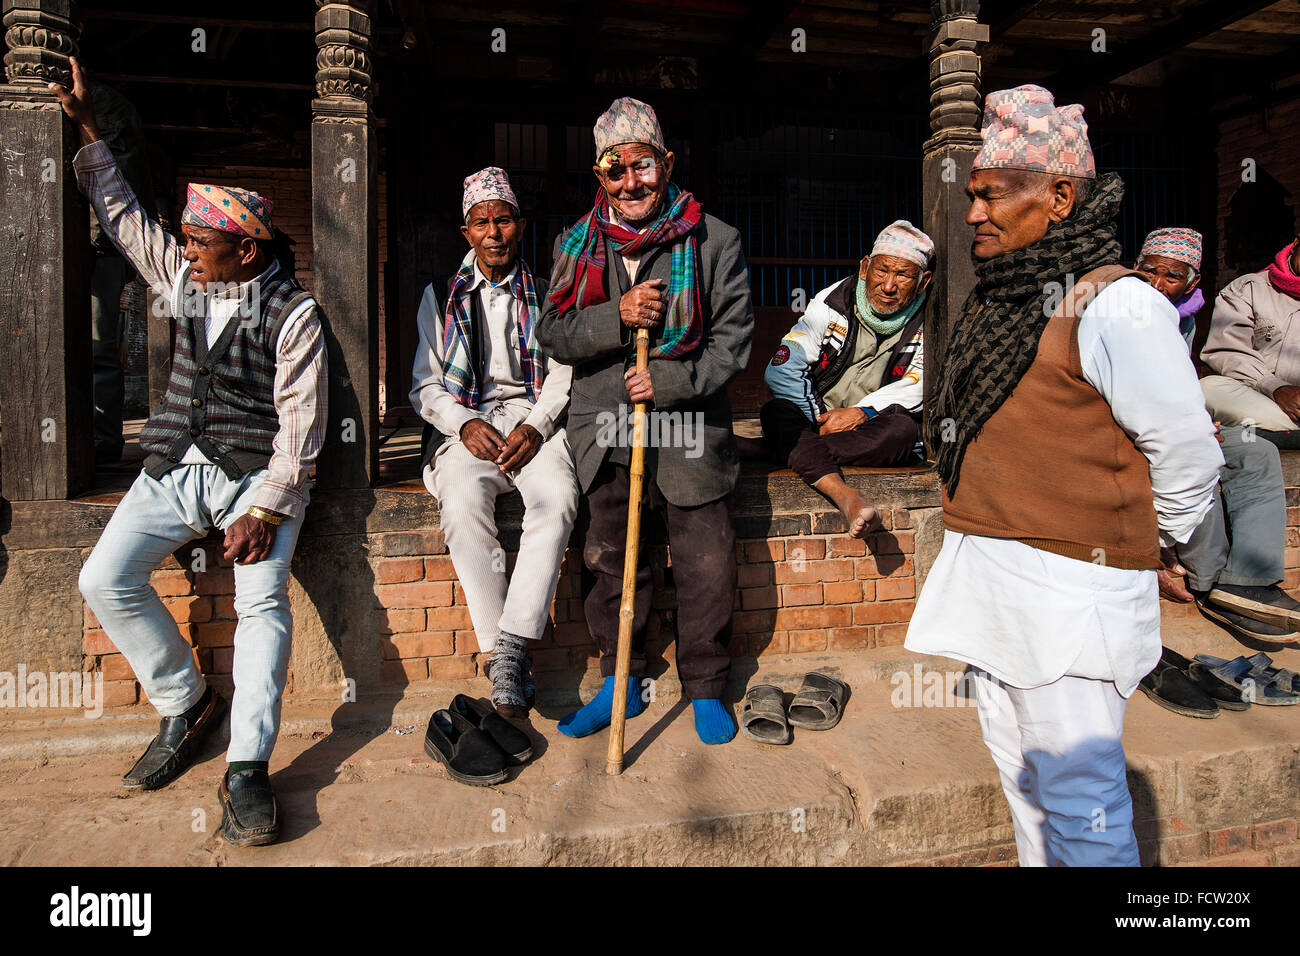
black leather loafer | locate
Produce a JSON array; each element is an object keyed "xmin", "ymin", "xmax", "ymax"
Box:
[
  {"xmin": 122, "ymin": 689, "xmax": 226, "ymax": 791},
  {"xmin": 424, "ymin": 708, "xmax": 509, "ymax": 786},
  {"xmin": 218, "ymin": 769, "xmax": 281, "ymax": 847},
  {"xmin": 450, "ymin": 694, "xmax": 533, "ymax": 764}
]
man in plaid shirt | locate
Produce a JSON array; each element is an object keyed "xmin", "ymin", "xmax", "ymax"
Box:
[{"xmin": 54, "ymin": 57, "xmax": 326, "ymax": 848}]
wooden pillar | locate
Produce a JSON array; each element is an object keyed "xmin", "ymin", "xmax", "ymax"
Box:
[
  {"xmin": 921, "ymin": 0, "xmax": 987, "ymax": 452},
  {"xmin": 0, "ymin": 0, "xmax": 91, "ymax": 500},
  {"xmin": 312, "ymin": 0, "xmax": 378, "ymax": 488}
]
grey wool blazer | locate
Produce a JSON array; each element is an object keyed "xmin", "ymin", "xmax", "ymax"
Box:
[{"xmin": 536, "ymin": 211, "xmax": 755, "ymax": 507}]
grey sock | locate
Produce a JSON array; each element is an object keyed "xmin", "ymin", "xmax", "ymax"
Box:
[{"xmin": 488, "ymin": 632, "xmax": 530, "ymax": 707}]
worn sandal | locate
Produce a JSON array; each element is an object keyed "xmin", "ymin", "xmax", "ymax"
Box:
[
  {"xmin": 1244, "ymin": 652, "xmax": 1300, "ymax": 695},
  {"xmin": 1189, "ymin": 655, "xmax": 1300, "ymax": 707},
  {"xmin": 740, "ymin": 683, "xmax": 791, "ymax": 745},
  {"xmin": 786, "ymin": 672, "xmax": 850, "ymax": 730}
]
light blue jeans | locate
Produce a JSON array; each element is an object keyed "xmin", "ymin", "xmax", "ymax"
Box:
[{"xmin": 79, "ymin": 464, "xmax": 306, "ymax": 762}]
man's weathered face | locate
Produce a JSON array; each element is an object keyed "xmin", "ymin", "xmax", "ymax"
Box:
[
  {"xmin": 461, "ymin": 199, "xmax": 524, "ymax": 273},
  {"xmin": 965, "ymin": 169, "xmax": 1076, "ymax": 260},
  {"xmin": 859, "ymin": 253, "xmax": 931, "ymax": 316},
  {"xmin": 594, "ymin": 143, "xmax": 675, "ymax": 226},
  {"xmin": 1136, "ymin": 253, "xmax": 1199, "ymax": 303},
  {"xmin": 181, "ymin": 224, "xmax": 257, "ymax": 289}
]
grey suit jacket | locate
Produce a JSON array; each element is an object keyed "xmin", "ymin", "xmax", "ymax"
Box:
[{"xmin": 536, "ymin": 211, "xmax": 754, "ymax": 507}]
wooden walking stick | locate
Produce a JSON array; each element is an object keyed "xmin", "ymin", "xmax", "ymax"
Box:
[{"xmin": 606, "ymin": 327, "xmax": 650, "ymax": 775}]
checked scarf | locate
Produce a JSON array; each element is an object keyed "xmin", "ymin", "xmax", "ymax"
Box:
[
  {"xmin": 928, "ymin": 172, "xmax": 1127, "ymax": 498},
  {"xmin": 441, "ymin": 250, "xmax": 544, "ymax": 408},
  {"xmin": 548, "ymin": 183, "xmax": 704, "ymax": 360}
]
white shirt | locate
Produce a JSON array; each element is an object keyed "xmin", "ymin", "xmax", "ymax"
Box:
[
  {"xmin": 906, "ymin": 277, "xmax": 1225, "ymax": 696},
  {"xmin": 409, "ymin": 256, "xmax": 572, "ymax": 458}
]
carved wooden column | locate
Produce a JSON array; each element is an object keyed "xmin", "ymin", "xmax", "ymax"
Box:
[
  {"xmin": 0, "ymin": 0, "xmax": 91, "ymax": 500},
  {"xmin": 921, "ymin": 0, "xmax": 987, "ymax": 451},
  {"xmin": 312, "ymin": 0, "xmax": 378, "ymax": 489}
]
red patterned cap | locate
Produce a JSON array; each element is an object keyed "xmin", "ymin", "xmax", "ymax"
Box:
[{"xmin": 972, "ymin": 84, "xmax": 1096, "ymax": 180}]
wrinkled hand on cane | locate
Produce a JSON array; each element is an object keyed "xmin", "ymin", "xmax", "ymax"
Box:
[{"xmin": 606, "ymin": 327, "xmax": 650, "ymax": 775}]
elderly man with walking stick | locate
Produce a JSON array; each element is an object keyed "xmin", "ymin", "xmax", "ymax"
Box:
[{"xmin": 537, "ymin": 96, "xmax": 754, "ymax": 748}]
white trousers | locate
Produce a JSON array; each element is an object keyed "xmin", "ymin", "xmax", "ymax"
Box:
[
  {"xmin": 972, "ymin": 668, "xmax": 1140, "ymax": 867},
  {"xmin": 1201, "ymin": 374, "xmax": 1296, "ymax": 430},
  {"xmin": 428, "ymin": 427, "xmax": 578, "ymax": 652}
]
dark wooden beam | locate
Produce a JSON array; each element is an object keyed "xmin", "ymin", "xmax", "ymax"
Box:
[{"xmin": 1047, "ymin": 0, "xmax": 1279, "ymax": 91}]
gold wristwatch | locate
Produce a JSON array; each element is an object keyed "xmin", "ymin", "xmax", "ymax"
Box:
[{"xmin": 247, "ymin": 506, "xmax": 284, "ymax": 526}]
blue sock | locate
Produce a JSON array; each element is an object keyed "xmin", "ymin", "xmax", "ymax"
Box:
[
  {"xmin": 692, "ymin": 698, "xmax": 736, "ymax": 745},
  {"xmin": 557, "ymin": 675, "xmax": 645, "ymax": 738}
]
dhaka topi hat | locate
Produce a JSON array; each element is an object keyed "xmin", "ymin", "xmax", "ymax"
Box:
[
  {"xmin": 870, "ymin": 220, "xmax": 935, "ymax": 270},
  {"xmin": 972, "ymin": 84, "xmax": 1096, "ymax": 180},
  {"xmin": 183, "ymin": 183, "xmax": 274, "ymax": 239},
  {"xmin": 593, "ymin": 96, "xmax": 666, "ymax": 166},
  {"xmin": 1139, "ymin": 227, "xmax": 1203, "ymax": 272},
  {"xmin": 462, "ymin": 166, "xmax": 520, "ymax": 221}
]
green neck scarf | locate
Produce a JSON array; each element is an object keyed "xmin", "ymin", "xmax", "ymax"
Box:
[{"xmin": 854, "ymin": 278, "xmax": 926, "ymax": 336}]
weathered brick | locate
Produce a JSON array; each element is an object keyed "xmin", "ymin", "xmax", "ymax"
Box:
[
  {"xmin": 787, "ymin": 538, "xmax": 826, "ymax": 561},
  {"xmin": 744, "ymin": 540, "xmax": 784, "ymax": 563},
  {"xmin": 823, "ymin": 581, "xmax": 861, "ymax": 604},
  {"xmin": 1157, "ymin": 832, "xmax": 1208, "ymax": 865},
  {"xmin": 211, "ymin": 647, "xmax": 235, "ymax": 673},
  {"xmin": 375, "ymin": 581, "xmax": 454, "ymax": 609},
  {"xmin": 1197, "ymin": 851, "xmax": 1272, "ymax": 867},
  {"xmin": 381, "ymin": 631, "xmax": 454, "ymax": 660},
  {"xmin": 1270, "ymin": 843, "xmax": 1300, "ymax": 866},
  {"xmin": 212, "ymin": 595, "xmax": 236, "ymax": 619},
  {"xmin": 532, "ymin": 648, "xmax": 571, "ymax": 671},
  {"xmin": 781, "ymin": 584, "xmax": 823, "ymax": 606},
  {"xmin": 827, "ymin": 536, "xmax": 867, "ymax": 557},
  {"xmin": 859, "ymin": 579, "xmax": 876, "ymax": 602},
  {"xmin": 829, "ymin": 626, "xmax": 874, "ymax": 650},
  {"xmin": 101, "ymin": 679, "xmax": 138, "ymax": 708},
  {"xmin": 554, "ymin": 622, "xmax": 591, "ymax": 646},
  {"xmin": 1253, "ymin": 818, "xmax": 1298, "ymax": 849},
  {"xmin": 877, "ymin": 577, "xmax": 916, "ymax": 600},
  {"xmin": 877, "ymin": 622, "xmax": 909, "ymax": 645},
  {"xmin": 753, "ymin": 632, "xmax": 788, "ymax": 655},
  {"xmin": 454, "ymin": 631, "xmax": 481, "ymax": 655},
  {"xmin": 151, "ymin": 570, "xmax": 196, "ymax": 597},
  {"xmin": 424, "ymin": 556, "xmax": 457, "ymax": 580},
  {"xmin": 454, "ymin": 583, "xmax": 469, "ymax": 605},
  {"xmin": 373, "ymin": 557, "xmax": 425, "ymax": 584},
  {"xmin": 376, "ymin": 607, "xmax": 425, "ymax": 634},
  {"xmin": 1209, "ymin": 825, "xmax": 1251, "ymax": 856},
  {"xmin": 788, "ymin": 628, "xmax": 828, "ymax": 652},
  {"xmin": 811, "ymin": 512, "xmax": 847, "ymax": 534},
  {"xmin": 194, "ymin": 621, "xmax": 237, "ymax": 648},
  {"xmin": 194, "ymin": 568, "xmax": 235, "ymax": 596},
  {"xmin": 380, "ymin": 530, "xmax": 446, "ymax": 557},
  {"xmin": 83, "ymin": 629, "xmax": 116, "ymax": 655},
  {"xmin": 735, "ymin": 610, "xmax": 777, "ymax": 634},
  {"xmin": 99, "ymin": 653, "xmax": 135, "ymax": 682},
  {"xmin": 774, "ymin": 605, "xmax": 851, "ymax": 630},
  {"xmin": 853, "ymin": 601, "xmax": 916, "ymax": 625},
  {"xmin": 426, "ymin": 605, "xmax": 474, "ymax": 630},
  {"xmin": 163, "ymin": 596, "xmax": 212, "ymax": 624},
  {"xmin": 737, "ymin": 564, "xmax": 770, "ymax": 589},
  {"xmin": 427, "ymin": 656, "xmax": 477, "ymax": 681},
  {"xmin": 892, "ymin": 509, "xmax": 912, "ymax": 530},
  {"xmin": 380, "ymin": 658, "xmax": 428, "ymax": 683},
  {"xmin": 741, "ymin": 586, "xmax": 779, "ymax": 610},
  {"xmin": 774, "ymin": 558, "xmax": 854, "ymax": 585}
]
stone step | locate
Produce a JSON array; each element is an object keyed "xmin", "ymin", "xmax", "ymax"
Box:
[{"xmin": 2, "ymin": 640, "xmax": 1298, "ymax": 866}]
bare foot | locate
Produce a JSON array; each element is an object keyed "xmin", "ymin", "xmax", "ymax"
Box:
[{"xmin": 842, "ymin": 490, "xmax": 879, "ymax": 539}]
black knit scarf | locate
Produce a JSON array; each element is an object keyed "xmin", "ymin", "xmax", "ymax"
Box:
[{"xmin": 927, "ymin": 172, "xmax": 1126, "ymax": 498}]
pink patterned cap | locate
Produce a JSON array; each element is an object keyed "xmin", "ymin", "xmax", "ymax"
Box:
[
  {"xmin": 972, "ymin": 84, "xmax": 1096, "ymax": 180},
  {"xmin": 593, "ymin": 96, "xmax": 666, "ymax": 162},
  {"xmin": 462, "ymin": 167, "xmax": 520, "ymax": 221},
  {"xmin": 1139, "ymin": 227, "xmax": 1202, "ymax": 271},
  {"xmin": 870, "ymin": 220, "xmax": 935, "ymax": 269},
  {"xmin": 183, "ymin": 183, "xmax": 274, "ymax": 238}
]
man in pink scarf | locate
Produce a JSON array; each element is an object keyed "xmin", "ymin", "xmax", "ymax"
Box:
[{"xmin": 1201, "ymin": 236, "xmax": 1300, "ymax": 446}]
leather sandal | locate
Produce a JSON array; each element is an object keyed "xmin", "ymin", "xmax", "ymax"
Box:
[
  {"xmin": 786, "ymin": 672, "xmax": 850, "ymax": 730},
  {"xmin": 123, "ymin": 689, "xmax": 226, "ymax": 791},
  {"xmin": 740, "ymin": 683, "xmax": 791, "ymax": 745}
]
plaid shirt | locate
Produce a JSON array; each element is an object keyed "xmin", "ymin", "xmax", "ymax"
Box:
[{"xmin": 74, "ymin": 139, "xmax": 327, "ymax": 518}]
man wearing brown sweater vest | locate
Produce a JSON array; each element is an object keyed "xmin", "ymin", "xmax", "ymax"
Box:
[{"xmin": 906, "ymin": 86, "xmax": 1223, "ymax": 866}]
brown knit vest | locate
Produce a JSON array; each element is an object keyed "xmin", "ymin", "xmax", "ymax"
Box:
[{"xmin": 941, "ymin": 265, "xmax": 1161, "ymax": 571}]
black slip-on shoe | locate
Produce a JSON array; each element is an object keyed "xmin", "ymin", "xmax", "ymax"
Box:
[
  {"xmin": 1138, "ymin": 648, "xmax": 1219, "ymax": 718},
  {"xmin": 1207, "ymin": 583, "xmax": 1300, "ymax": 633},
  {"xmin": 1194, "ymin": 593, "xmax": 1300, "ymax": 644},
  {"xmin": 449, "ymin": 694, "xmax": 532, "ymax": 764},
  {"xmin": 423, "ymin": 708, "xmax": 509, "ymax": 786},
  {"xmin": 122, "ymin": 689, "xmax": 226, "ymax": 791},
  {"xmin": 218, "ymin": 769, "xmax": 281, "ymax": 847}
]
